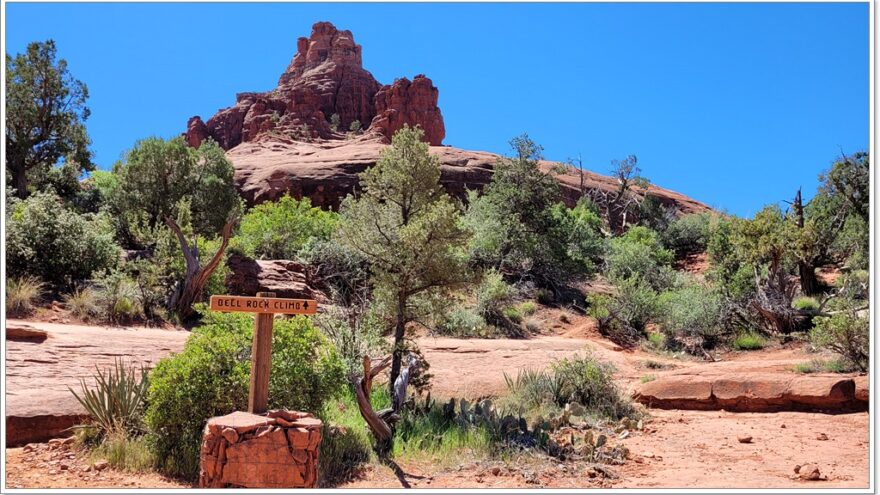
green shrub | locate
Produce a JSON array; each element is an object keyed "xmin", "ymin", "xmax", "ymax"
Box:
[
  {"xmin": 733, "ymin": 333, "xmax": 766, "ymax": 351},
  {"xmin": 810, "ymin": 310, "xmax": 868, "ymax": 371},
  {"xmin": 792, "ymin": 358, "xmax": 854, "ymax": 374},
  {"xmin": 535, "ymin": 288, "xmax": 554, "ymax": 305},
  {"xmin": 605, "ymin": 226, "xmax": 674, "ymax": 289},
  {"xmin": 517, "ymin": 301, "xmax": 538, "ymax": 316},
  {"xmin": 314, "ymin": 304, "xmax": 389, "ymax": 375},
  {"xmin": 6, "ymin": 192, "xmax": 120, "ymax": 288},
  {"xmin": 640, "ymin": 375, "xmax": 657, "ymax": 383},
  {"xmin": 474, "ymin": 269, "xmax": 514, "ymax": 324},
  {"xmin": 69, "ymin": 358, "xmax": 148, "ymax": 438},
  {"xmin": 300, "ymin": 239, "xmax": 371, "ymax": 306},
  {"xmin": 88, "ymin": 433, "xmax": 155, "ymax": 473},
  {"xmin": 438, "ymin": 307, "xmax": 490, "ymax": 337},
  {"xmin": 657, "ymin": 283, "xmax": 724, "ymax": 349},
  {"xmin": 504, "ymin": 354, "xmax": 636, "ymax": 421},
  {"xmin": 93, "ymin": 269, "xmax": 142, "ymax": 323},
  {"xmin": 6, "ymin": 276, "xmax": 44, "ymax": 317},
  {"xmin": 502, "ymin": 305, "xmax": 523, "ymax": 324},
  {"xmin": 235, "ymin": 195, "xmax": 337, "ymax": 260},
  {"xmin": 662, "ymin": 213, "xmax": 711, "ymax": 254},
  {"xmin": 64, "ymin": 287, "xmax": 101, "ymax": 321},
  {"xmin": 145, "ymin": 312, "xmax": 345, "ymax": 480},
  {"xmin": 318, "ymin": 390, "xmax": 378, "ymax": 486},
  {"xmin": 792, "ymin": 296, "xmax": 819, "ymax": 311},
  {"xmin": 589, "ymin": 278, "xmax": 660, "ymax": 346},
  {"xmin": 524, "ymin": 317, "xmax": 542, "ymax": 333}
]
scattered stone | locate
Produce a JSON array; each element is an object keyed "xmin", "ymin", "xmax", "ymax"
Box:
[
  {"xmin": 781, "ymin": 424, "xmax": 786, "ymax": 428},
  {"xmin": 93, "ymin": 460, "xmax": 109, "ymax": 471},
  {"xmin": 490, "ymin": 466, "xmax": 501, "ymax": 476},
  {"xmin": 794, "ymin": 463, "xmax": 826, "ymax": 481},
  {"xmin": 59, "ymin": 463, "xmax": 69, "ymax": 471},
  {"xmin": 618, "ymin": 430, "xmax": 630, "ymax": 440},
  {"xmin": 48, "ymin": 469, "xmax": 58, "ymax": 475},
  {"xmin": 737, "ymin": 436, "xmax": 753, "ymax": 444},
  {"xmin": 816, "ymin": 433, "xmax": 829, "ymax": 441}
]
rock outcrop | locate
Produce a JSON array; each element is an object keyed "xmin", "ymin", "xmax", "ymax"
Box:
[
  {"xmin": 225, "ymin": 255, "xmax": 326, "ymax": 303},
  {"xmin": 185, "ymin": 21, "xmax": 439, "ymax": 149},
  {"xmin": 184, "ymin": 21, "xmax": 709, "ymax": 215}
]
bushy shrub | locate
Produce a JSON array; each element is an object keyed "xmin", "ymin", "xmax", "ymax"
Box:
[
  {"xmin": 588, "ymin": 278, "xmax": 660, "ymax": 346},
  {"xmin": 93, "ymin": 269, "xmax": 142, "ymax": 323},
  {"xmin": 662, "ymin": 213, "xmax": 712, "ymax": 254},
  {"xmin": 145, "ymin": 312, "xmax": 345, "ymax": 479},
  {"xmin": 438, "ymin": 307, "xmax": 490, "ymax": 337},
  {"xmin": 657, "ymin": 283, "xmax": 724, "ymax": 349},
  {"xmin": 314, "ymin": 304, "xmax": 389, "ymax": 375},
  {"xmin": 503, "ymin": 353, "xmax": 636, "ymax": 420},
  {"xmin": 300, "ymin": 238, "xmax": 371, "ymax": 306},
  {"xmin": 503, "ymin": 305, "xmax": 524, "ymax": 324},
  {"xmin": 605, "ymin": 226, "xmax": 674, "ymax": 289},
  {"xmin": 792, "ymin": 296, "xmax": 819, "ymax": 311},
  {"xmin": 6, "ymin": 192, "xmax": 120, "ymax": 288},
  {"xmin": 474, "ymin": 269, "xmax": 514, "ymax": 324},
  {"xmin": 234, "ymin": 195, "xmax": 338, "ymax": 260},
  {"xmin": 810, "ymin": 310, "xmax": 868, "ymax": 371},
  {"xmin": 6, "ymin": 276, "xmax": 45, "ymax": 317}
]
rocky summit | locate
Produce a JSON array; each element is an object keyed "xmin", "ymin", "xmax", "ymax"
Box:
[{"xmin": 184, "ymin": 21, "xmax": 709, "ymax": 213}]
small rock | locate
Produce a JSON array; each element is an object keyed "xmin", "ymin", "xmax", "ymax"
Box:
[
  {"xmin": 93, "ymin": 460, "xmax": 109, "ymax": 471},
  {"xmin": 781, "ymin": 424, "xmax": 786, "ymax": 428},
  {"xmin": 48, "ymin": 469, "xmax": 58, "ymax": 475},
  {"xmin": 490, "ymin": 466, "xmax": 501, "ymax": 476},
  {"xmin": 737, "ymin": 436, "xmax": 753, "ymax": 444},
  {"xmin": 618, "ymin": 430, "xmax": 630, "ymax": 440},
  {"xmin": 59, "ymin": 463, "xmax": 69, "ymax": 471},
  {"xmin": 816, "ymin": 433, "xmax": 828, "ymax": 441},
  {"xmin": 84, "ymin": 465, "xmax": 92, "ymax": 472},
  {"xmin": 794, "ymin": 463, "xmax": 825, "ymax": 481}
]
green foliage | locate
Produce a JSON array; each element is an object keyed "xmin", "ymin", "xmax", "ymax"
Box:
[
  {"xmin": 605, "ymin": 226, "xmax": 674, "ymax": 289},
  {"xmin": 317, "ymin": 391, "xmax": 377, "ymax": 485},
  {"xmin": 88, "ymin": 433, "xmax": 155, "ymax": 473},
  {"xmin": 68, "ymin": 358, "xmax": 148, "ymax": 438},
  {"xmin": 792, "ymin": 296, "xmax": 819, "ymax": 311},
  {"xmin": 810, "ymin": 310, "xmax": 868, "ymax": 371},
  {"xmin": 314, "ymin": 304, "xmax": 389, "ymax": 376},
  {"xmin": 329, "ymin": 113, "xmax": 341, "ymax": 132},
  {"xmin": 336, "ymin": 126, "xmax": 469, "ymax": 388},
  {"xmin": 464, "ymin": 135, "xmax": 600, "ymax": 287},
  {"xmin": 662, "ymin": 213, "xmax": 712, "ymax": 254},
  {"xmin": 349, "ymin": 120, "xmax": 362, "ymax": 134},
  {"xmin": 503, "ymin": 354, "xmax": 636, "ymax": 420},
  {"xmin": 6, "ymin": 40, "xmax": 93, "ymax": 199},
  {"xmin": 733, "ymin": 333, "xmax": 766, "ymax": 351},
  {"xmin": 6, "ymin": 191, "xmax": 120, "ymax": 288},
  {"xmin": 640, "ymin": 375, "xmax": 657, "ymax": 383},
  {"xmin": 502, "ymin": 305, "xmax": 524, "ymax": 324},
  {"xmin": 474, "ymin": 269, "xmax": 514, "ymax": 324},
  {"xmin": 706, "ymin": 216, "xmax": 756, "ymax": 302},
  {"xmin": 63, "ymin": 287, "xmax": 101, "ymax": 321},
  {"xmin": 111, "ymin": 137, "xmax": 240, "ymax": 243},
  {"xmin": 300, "ymin": 239, "xmax": 372, "ymax": 306},
  {"xmin": 234, "ymin": 195, "xmax": 337, "ymax": 260},
  {"xmin": 6, "ymin": 276, "xmax": 45, "ymax": 317},
  {"xmin": 92, "ymin": 269, "xmax": 142, "ymax": 323},
  {"xmin": 793, "ymin": 357, "xmax": 855, "ymax": 374},
  {"xmin": 438, "ymin": 307, "xmax": 491, "ymax": 337},
  {"xmin": 145, "ymin": 311, "xmax": 345, "ymax": 479},
  {"xmin": 588, "ymin": 278, "xmax": 661, "ymax": 346},
  {"xmin": 657, "ymin": 283, "xmax": 724, "ymax": 349},
  {"xmin": 517, "ymin": 301, "xmax": 538, "ymax": 316}
]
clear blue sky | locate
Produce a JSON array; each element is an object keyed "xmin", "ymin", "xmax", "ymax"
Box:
[{"xmin": 5, "ymin": 2, "xmax": 869, "ymax": 216}]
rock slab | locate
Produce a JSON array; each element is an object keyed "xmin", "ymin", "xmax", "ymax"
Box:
[{"xmin": 199, "ymin": 410, "xmax": 322, "ymax": 488}]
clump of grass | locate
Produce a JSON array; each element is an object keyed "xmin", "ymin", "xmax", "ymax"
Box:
[
  {"xmin": 535, "ymin": 289, "xmax": 554, "ymax": 305},
  {"xmin": 64, "ymin": 287, "xmax": 101, "ymax": 321},
  {"xmin": 524, "ymin": 317, "xmax": 542, "ymax": 333},
  {"xmin": 793, "ymin": 357, "xmax": 855, "ymax": 374},
  {"xmin": 68, "ymin": 358, "xmax": 148, "ymax": 438},
  {"xmin": 503, "ymin": 306, "xmax": 523, "ymax": 324},
  {"xmin": 640, "ymin": 375, "xmax": 657, "ymax": 383},
  {"xmin": 318, "ymin": 390, "xmax": 379, "ymax": 486},
  {"xmin": 642, "ymin": 332, "xmax": 665, "ymax": 350},
  {"xmin": 6, "ymin": 276, "xmax": 44, "ymax": 317},
  {"xmin": 393, "ymin": 406, "xmax": 494, "ymax": 465},
  {"xmin": 733, "ymin": 332, "xmax": 766, "ymax": 351},
  {"xmin": 559, "ymin": 313, "xmax": 571, "ymax": 324},
  {"xmin": 88, "ymin": 432, "xmax": 155, "ymax": 472},
  {"xmin": 793, "ymin": 296, "xmax": 819, "ymax": 311},
  {"xmin": 643, "ymin": 360, "xmax": 670, "ymax": 370},
  {"xmin": 517, "ymin": 301, "xmax": 538, "ymax": 316}
]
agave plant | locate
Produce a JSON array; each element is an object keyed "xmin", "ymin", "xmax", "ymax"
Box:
[{"xmin": 69, "ymin": 358, "xmax": 149, "ymax": 436}]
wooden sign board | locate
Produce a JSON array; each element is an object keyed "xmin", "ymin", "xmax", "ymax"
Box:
[{"xmin": 210, "ymin": 295, "xmax": 317, "ymax": 315}]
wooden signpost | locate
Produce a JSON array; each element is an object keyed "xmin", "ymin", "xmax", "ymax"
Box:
[{"xmin": 209, "ymin": 292, "xmax": 318, "ymax": 414}]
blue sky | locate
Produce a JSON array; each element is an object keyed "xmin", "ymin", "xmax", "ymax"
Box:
[{"xmin": 5, "ymin": 2, "xmax": 869, "ymax": 216}]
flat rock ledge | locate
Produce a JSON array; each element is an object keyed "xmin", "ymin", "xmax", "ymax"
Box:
[{"xmin": 634, "ymin": 373, "xmax": 868, "ymax": 413}]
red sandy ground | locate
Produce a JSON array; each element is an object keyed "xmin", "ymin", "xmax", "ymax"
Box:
[{"xmin": 3, "ymin": 308, "xmax": 870, "ymax": 489}]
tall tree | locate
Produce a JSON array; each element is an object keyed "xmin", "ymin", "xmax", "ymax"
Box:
[
  {"xmin": 337, "ymin": 126, "xmax": 469, "ymax": 392},
  {"xmin": 6, "ymin": 40, "xmax": 92, "ymax": 199}
]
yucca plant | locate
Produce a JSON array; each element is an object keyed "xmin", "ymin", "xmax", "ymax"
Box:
[{"xmin": 69, "ymin": 358, "xmax": 149, "ymax": 437}]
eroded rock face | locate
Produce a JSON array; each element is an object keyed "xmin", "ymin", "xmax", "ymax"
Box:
[
  {"xmin": 225, "ymin": 255, "xmax": 326, "ymax": 302},
  {"xmin": 184, "ymin": 21, "xmax": 437, "ymax": 148},
  {"xmin": 369, "ymin": 75, "xmax": 445, "ymax": 146}
]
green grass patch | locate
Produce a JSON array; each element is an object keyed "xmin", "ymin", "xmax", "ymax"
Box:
[
  {"xmin": 793, "ymin": 357, "xmax": 854, "ymax": 374},
  {"xmin": 640, "ymin": 375, "xmax": 657, "ymax": 383},
  {"xmin": 87, "ymin": 433, "xmax": 155, "ymax": 473},
  {"xmin": 733, "ymin": 333, "xmax": 766, "ymax": 351},
  {"xmin": 792, "ymin": 296, "xmax": 819, "ymax": 311},
  {"xmin": 502, "ymin": 306, "xmax": 523, "ymax": 324},
  {"xmin": 517, "ymin": 301, "xmax": 538, "ymax": 316}
]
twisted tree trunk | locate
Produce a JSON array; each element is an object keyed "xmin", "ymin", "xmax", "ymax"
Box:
[
  {"xmin": 165, "ymin": 216, "xmax": 237, "ymax": 321},
  {"xmin": 351, "ymin": 354, "xmax": 416, "ymax": 456}
]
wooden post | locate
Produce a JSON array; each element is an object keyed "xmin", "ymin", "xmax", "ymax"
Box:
[{"xmin": 249, "ymin": 291, "xmax": 275, "ymax": 414}]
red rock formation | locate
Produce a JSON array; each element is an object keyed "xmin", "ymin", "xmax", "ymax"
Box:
[
  {"xmin": 183, "ymin": 21, "xmax": 436, "ymax": 147},
  {"xmin": 369, "ymin": 75, "xmax": 445, "ymax": 146}
]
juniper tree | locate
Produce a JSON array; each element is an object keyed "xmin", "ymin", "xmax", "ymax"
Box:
[{"xmin": 336, "ymin": 126, "xmax": 469, "ymax": 391}]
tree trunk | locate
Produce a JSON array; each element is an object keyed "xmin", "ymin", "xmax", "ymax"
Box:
[
  {"xmin": 388, "ymin": 293, "xmax": 407, "ymax": 397},
  {"xmin": 13, "ymin": 167, "xmax": 28, "ymax": 199},
  {"xmin": 351, "ymin": 354, "xmax": 416, "ymax": 456},
  {"xmin": 798, "ymin": 261, "xmax": 820, "ymax": 296},
  {"xmin": 165, "ymin": 215, "xmax": 237, "ymax": 321}
]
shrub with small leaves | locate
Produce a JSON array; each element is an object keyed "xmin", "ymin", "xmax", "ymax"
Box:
[{"xmin": 810, "ymin": 310, "xmax": 868, "ymax": 371}]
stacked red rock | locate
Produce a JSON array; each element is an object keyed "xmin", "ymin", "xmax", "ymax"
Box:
[
  {"xmin": 369, "ymin": 75, "xmax": 445, "ymax": 146},
  {"xmin": 199, "ymin": 410, "xmax": 323, "ymax": 488},
  {"xmin": 184, "ymin": 21, "xmax": 443, "ymax": 149}
]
